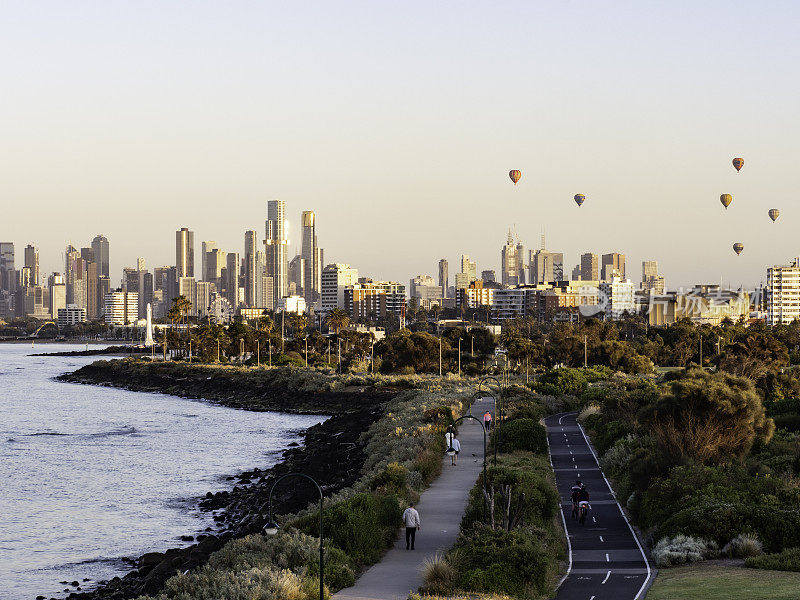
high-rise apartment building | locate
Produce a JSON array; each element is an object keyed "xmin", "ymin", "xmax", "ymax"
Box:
[
  {"xmin": 321, "ymin": 263, "xmax": 359, "ymax": 313},
  {"xmin": 225, "ymin": 252, "xmax": 240, "ymax": 308},
  {"xmin": 301, "ymin": 211, "xmax": 322, "ymax": 305},
  {"xmin": 599, "ymin": 276, "xmax": 635, "ymax": 319},
  {"xmin": 244, "ymin": 230, "xmax": 259, "ymax": 307},
  {"xmin": 0, "ymin": 242, "xmax": 14, "ymax": 289},
  {"xmin": 48, "ymin": 274, "xmax": 67, "ymax": 318},
  {"xmin": 501, "ymin": 232, "xmax": 526, "ymax": 287},
  {"xmin": 176, "ymin": 228, "xmax": 195, "ymax": 278},
  {"xmin": 91, "ymin": 234, "xmax": 110, "ymax": 279},
  {"xmin": 571, "ymin": 264, "xmax": 582, "ymax": 280},
  {"xmin": 580, "ymin": 253, "xmax": 599, "ymax": 282},
  {"xmin": 601, "ymin": 252, "xmax": 626, "ymax": 282},
  {"xmin": 205, "ymin": 248, "xmax": 225, "ymax": 287},
  {"xmin": 641, "ymin": 260, "xmax": 666, "ymax": 295},
  {"xmin": 265, "ymin": 200, "xmax": 289, "ymax": 304},
  {"xmin": 438, "ymin": 259, "xmax": 448, "ymax": 298},
  {"xmin": 345, "ymin": 279, "xmax": 406, "ymax": 319},
  {"xmin": 767, "ymin": 259, "xmax": 800, "ymax": 325},
  {"xmin": 481, "ymin": 270, "xmax": 496, "ymax": 283},
  {"xmin": 104, "ymin": 290, "xmax": 138, "ymax": 325},
  {"xmin": 24, "ymin": 245, "xmax": 40, "ymax": 286}
]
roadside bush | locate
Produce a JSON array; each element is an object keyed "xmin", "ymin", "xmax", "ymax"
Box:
[
  {"xmin": 536, "ymin": 368, "xmax": 588, "ymax": 396},
  {"xmin": 773, "ymin": 413, "xmax": 800, "ymax": 432},
  {"xmin": 746, "ymin": 547, "xmax": 800, "ymax": 571},
  {"xmin": 723, "ymin": 533, "xmax": 763, "ymax": 558},
  {"xmin": 581, "ymin": 416, "xmax": 633, "ymax": 455},
  {"xmin": 422, "ymin": 553, "xmax": 457, "ymax": 594},
  {"xmin": 652, "ymin": 535, "xmax": 718, "ymax": 568},
  {"xmin": 494, "ymin": 418, "xmax": 547, "ymax": 454}
]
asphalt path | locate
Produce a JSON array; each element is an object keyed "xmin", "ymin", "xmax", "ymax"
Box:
[
  {"xmin": 545, "ymin": 412, "xmax": 653, "ymax": 600},
  {"xmin": 334, "ymin": 397, "xmax": 492, "ymax": 600}
]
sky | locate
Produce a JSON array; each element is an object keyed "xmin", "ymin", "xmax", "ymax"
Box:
[{"xmin": 2, "ymin": 1, "xmax": 799, "ymax": 289}]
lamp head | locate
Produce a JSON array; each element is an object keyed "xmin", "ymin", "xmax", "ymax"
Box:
[{"xmin": 263, "ymin": 521, "xmax": 280, "ymax": 536}]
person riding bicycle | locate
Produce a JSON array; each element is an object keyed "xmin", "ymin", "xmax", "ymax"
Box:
[
  {"xmin": 570, "ymin": 480, "xmax": 582, "ymax": 519},
  {"xmin": 577, "ymin": 483, "xmax": 591, "ymax": 524}
]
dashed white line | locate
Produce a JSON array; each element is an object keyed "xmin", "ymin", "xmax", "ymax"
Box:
[
  {"xmin": 605, "ymin": 553, "xmax": 610, "ymax": 562},
  {"xmin": 590, "ymin": 596, "xmax": 595, "ymax": 600},
  {"xmin": 602, "ymin": 571, "xmax": 611, "ymax": 584},
  {"xmin": 592, "ymin": 516, "xmax": 596, "ymax": 523},
  {"xmin": 599, "ymin": 535, "xmax": 604, "ymax": 542}
]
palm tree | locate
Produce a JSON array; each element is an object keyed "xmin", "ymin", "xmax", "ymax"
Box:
[
  {"xmin": 290, "ymin": 313, "xmax": 308, "ymax": 338},
  {"xmin": 326, "ymin": 307, "xmax": 350, "ymax": 334}
]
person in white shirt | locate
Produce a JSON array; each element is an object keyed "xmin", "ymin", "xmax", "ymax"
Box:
[
  {"xmin": 402, "ymin": 503, "xmax": 421, "ymax": 550},
  {"xmin": 449, "ymin": 436, "xmax": 461, "ymax": 466}
]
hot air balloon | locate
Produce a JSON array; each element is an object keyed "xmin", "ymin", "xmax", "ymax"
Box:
[
  {"xmin": 732, "ymin": 158, "xmax": 744, "ymax": 172},
  {"xmin": 720, "ymin": 194, "xmax": 733, "ymax": 209},
  {"xmin": 509, "ymin": 170, "xmax": 521, "ymax": 185},
  {"xmin": 769, "ymin": 209, "xmax": 780, "ymax": 222},
  {"xmin": 574, "ymin": 194, "xmax": 585, "ymax": 207},
  {"xmin": 733, "ymin": 243, "xmax": 744, "ymax": 256}
]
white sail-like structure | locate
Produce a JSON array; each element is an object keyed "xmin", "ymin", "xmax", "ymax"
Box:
[{"xmin": 144, "ymin": 303, "xmax": 154, "ymax": 347}]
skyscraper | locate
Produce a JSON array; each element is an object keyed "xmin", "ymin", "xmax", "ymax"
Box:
[
  {"xmin": 24, "ymin": 245, "xmax": 40, "ymax": 287},
  {"xmin": 580, "ymin": 253, "xmax": 599, "ymax": 281},
  {"xmin": 601, "ymin": 252, "xmax": 626, "ymax": 282},
  {"xmin": 65, "ymin": 245, "xmax": 80, "ymax": 305},
  {"xmin": 641, "ymin": 260, "xmax": 665, "ymax": 294},
  {"xmin": 225, "ymin": 252, "xmax": 240, "ymax": 308},
  {"xmin": 201, "ymin": 241, "xmax": 217, "ymax": 282},
  {"xmin": 438, "ymin": 259, "xmax": 448, "ymax": 298},
  {"xmin": 289, "ymin": 255, "xmax": 305, "ymax": 297},
  {"xmin": 265, "ymin": 200, "xmax": 289, "ymax": 304},
  {"xmin": 529, "ymin": 247, "xmax": 564, "ymax": 284},
  {"xmin": 244, "ymin": 230, "xmax": 259, "ymax": 307},
  {"xmin": 501, "ymin": 231, "xmax": 526, "ymax": 287},
  {"xmin": 91, "ymin": 235, "xmax": 110, "ymax": 279},
  {"xmin": 301, "ymin": 211, "xmax": 321, "ymax": 305},
  {"xmin": 767, "ymin": 259, "xmax": 800, "ymax": 325},
  {"xmin": 176, "ymin": 228, "xmax": 195, "ymax": 278}
]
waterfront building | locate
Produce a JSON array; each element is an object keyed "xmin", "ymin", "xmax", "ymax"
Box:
[
  {"xmin": 58, "ymin": 304, "xmax": 87, "ymax": 328},
  {"xmin": 104, "ymin": 290, "xmax": 138, "ymax": 325},
  {"xmin": 321, "ymin": 263, "xmax": 358, "ymax": 313},
  {"xmin": 48, "ymin": 274, "xmax": 66, "ymax": 318},
  {"xmin": 767, "ymin": 259, "xmax": 800, "ymax": 325}
]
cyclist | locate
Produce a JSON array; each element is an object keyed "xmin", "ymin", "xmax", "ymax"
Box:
[
  {"xmin": 577, "ymin": 483, "xmax": 591, "ymax": 525},
  {"xmin": 570, "ymin": 480, "xmax": 582, "ymax": 519}
]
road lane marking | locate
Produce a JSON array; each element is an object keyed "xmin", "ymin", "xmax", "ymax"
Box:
[
  {"xmin": 590, "ymin": 596, "xmax": 595, "ymax": 600},
  {"xmin": 606, "ymin": 553, "xmax": 610, "ymax": 561},
  {"xmin": 592, "ymin": 516, "xmax": 596, "ymax": 523},
  {"xmin": 545, "ymin": 416, "xmax": 572, "ymax": 592},
  {"xmin": 602, "ymin": 571, "xmax": 611, "ymax": 584},
  {"xmin": 600, "ymin": 536, "xmax": 604, "ymax": 542}
]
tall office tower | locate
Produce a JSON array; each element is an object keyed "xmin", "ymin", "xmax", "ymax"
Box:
[
  {"xmin": 265, "ymin": 200, "xmax": 289, "ymax": 303},
  {"xmin": 571, "ymin": 264, "xmax": 582, "ymax": 280},
  {"xmin": 641, "ymin": 260, "xmax": 665, "ymax": 294},
  {"xmin": 81, "ymin": 247, "xmax": 95, "ymax": 264},
  {"xmin": 91, "ymin": 235, "xmax": 110, "ymax": 279},
  {"xmin": 244, "ymin": 230, "xmax": 259, "ymax": 307},
  {"xmin": 461, "ymin": 255, "xmax": 477, "ymax": 280},
  {"xmin": 438, "ymin": 259, "xmax": 448, "ymax": 298},
  {"xmin": 136, "ymin": 257, "xmax": 146, "ymax": 272},
  {"xmin": 0, "ymin": 242, "xmax": 14, "ymax": 288},
  {"xmin": 225, "ymin": 252, "xmax": 240, "ymax": 308},
  {"xmin": 205, "ymin": 248, "xmax": 225, "ymax": 287},
  {"xmin": 24, "ymin": 245, "xmax": 40, "ymax": 286},
  {"xmin": 255, "ymin": 250, "xmax": 272, "ymax": 308},
  {"xmin": 301, "ymin": 211, "xmax": 321, "ymax": 304},
  {"xmin": 85, "ymin": 262, "xmax": 98, "ymax": 319},
  {"xmin": 580, "ymin": 253, "xmax": 599, "ymax": 281},
  {"xmin": 289, "ymin": 255, "xmax": 305, "ymax": 297},
  {"xmin": 176, "ymin": 228, "xmax": 195, "ymax": 278},
  {"xmin": 482, "ymin": 270, "xmax": 496, "ymax": 283},
  {"xmin": 201, "ymin": 241, "xmax": 216, "ymax": 282},
  {"xmin": 65, "ymin": 245, "xmax": 81, "ymax": 304},
  {"xmin": 529, "ymin": 247, "xmax": 564, "ymax": 284},
  {"xmin": 48, "ymin": 273, "xmax": 67, "ymax": 318},
  {"xmin": 601, "ymin": 252, "xmax": 626, "ymax": 282},
  {"xmin": 500, "ymin": 231, "xmax": 526, "ymax": 287},
  {"xmin": 138, "ymin": 271, "xmax": 153, "ymax": 319},
  {"xmin": 97, "ymin": 275, "xmax": 110, "ymax": 317}
]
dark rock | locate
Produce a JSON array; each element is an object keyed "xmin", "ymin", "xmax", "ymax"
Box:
[
  {"xmin": 179, "ymin": 535, "xmax": 194, "ymax": 541},
  {"xmin": 72, "ymin": 581, "xmax": 80, "ymax": 587}
]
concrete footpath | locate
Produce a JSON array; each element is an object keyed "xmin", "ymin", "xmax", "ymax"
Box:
[
  {"xmin": 334, "ymin": 397, "xmax": 492, "ymax": 600},
  {"xmin": 545, "ymin": 412, "xmax": 653, "ymax": 600}
]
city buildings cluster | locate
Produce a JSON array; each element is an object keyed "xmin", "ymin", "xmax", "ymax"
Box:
[{"xmin": 2, "ymin": 213, "xmax": 799, "ymax": 330}]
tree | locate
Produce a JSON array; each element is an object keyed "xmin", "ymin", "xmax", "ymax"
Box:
[
  {"xmin": 326, "ymin": 307, "xmax": 350, "ymax": 334},
  {"xmin": 376, "ymin": 330, "xmax": 450, "ymax": 373},
  {"xmin": 643, "ymin": 369, "xmax": 775, "ymax": 464}
]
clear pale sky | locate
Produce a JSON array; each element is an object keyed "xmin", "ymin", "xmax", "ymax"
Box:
[{"xmin": 2, "ymin": 1, "xmax": 798, "ymax": 289}]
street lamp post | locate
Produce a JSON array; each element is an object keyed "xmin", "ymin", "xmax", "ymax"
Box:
[
  {"xmin": 263, "ymin": 473, "xmax": 325, "ymax": 600},
  {"xmin": 257, "ymin": 339, "xmax": 260, "ymax": 368},
  {"xmin": 478, "ymin": 376, "xmax": 503, "ymax": 460},
  {"xmin": 446, "ymin": 415, "xmax": 488, "ymax": 517},
  {"xmin": 458, "ymin": 337, "xmax": 462, "ymax": 378},
  {"xmin": 305, "ymin": 336, "xmax": 308, "ymax": 367}
]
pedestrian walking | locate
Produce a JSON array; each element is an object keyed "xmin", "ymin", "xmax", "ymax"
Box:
[
  {"xmin": 449, "ymin": 436, "xmax": 461, "ymax": 466},
  {"xmin": 483, "ymin": 410, "xmax": 493, "ymax": 431},
  {"xmin": 402, "ymin": 503, "xmax": 421, "ymax": 550}
]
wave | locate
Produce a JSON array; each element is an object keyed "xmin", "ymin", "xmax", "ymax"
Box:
[{"xmin": 22, "ymin": 426, "xmax": 139, "ymax": 438}]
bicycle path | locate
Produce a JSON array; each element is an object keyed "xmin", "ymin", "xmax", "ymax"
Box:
[
  {"xmin": 333, "ymin": 397, "xmax": 492, "ymax": 600},
  {"xmin": 544, "ymin": 412, "xmax": 653, "ymax": 600}
]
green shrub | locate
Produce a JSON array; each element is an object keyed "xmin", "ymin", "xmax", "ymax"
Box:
[
  {"xmin": 494, "ymin": 418, "xmax": 547, "ymax": 454},
  {"xmin": 746, "ymin": 547, "xmax": 800, "ymax": 571},
  {"xmin": 773, "ymin": 414, "xmax": 800, "ymax": 432},
  {"xmin": 536, "ymin": 368, "xmax": 589, "ymax": 395},
  {"xmin": 652, "ymin": 534, "xmax": 719, "ymax": 568},
  {"xmin": 724, "ymin": 533, "xmax": 763, "ymax": 558}
]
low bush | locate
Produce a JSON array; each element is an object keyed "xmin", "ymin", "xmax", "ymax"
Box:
[
  {"xmin": 746, "ymin": 546, "xmax": 800, "ymax": 571},
  {"xmin": 652, "ymin": 534, "xmax": 719, "ymax": 568},
  {"xmin": 773, "ymin": 413, "xmax": 800, "ymax": 432},
  {"xmin": 724, "ymin": 533, "xmax": 763, "ymax": 558},
  {"xmin": 421, "ymin": 553, "xmax": 457, "ymax": 595},
  {"xmin": 493, "ymin": 418, "xmax": 547, "ymax": 454},
  {"xmin": 536, "ymin": 368, "xmax": 589, "ymax": 396}
]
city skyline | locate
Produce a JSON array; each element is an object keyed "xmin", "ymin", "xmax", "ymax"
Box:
[{"xmin": 2, "ymin": 3, "xmax": 798, "ymax": 289}]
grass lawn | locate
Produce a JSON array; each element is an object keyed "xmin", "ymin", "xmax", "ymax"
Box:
[{"xmin": 646, "ymin": 562, "xmax": 800, "ymax": 600}]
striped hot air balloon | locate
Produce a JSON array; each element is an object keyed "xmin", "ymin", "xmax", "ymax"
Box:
[
  {"xmin": 720, "ymin": 194, "xmax": 733, "ymax": 209},
  {"xmin": 508, "ymin": 170, "xmax": 521, "ymax": 185},
  {"xmin": 733, "ymin": 243, "xmax": 744, "ymax": 256},
  {"xmin": 769, "ymin": 209, "xmax": 780, "ymax": 222},
  {"xmin": 574, "ymin": 194, "xmax": 585, "ymax": 207},
  {"xmin": 732, "ymin": 158, "xmax": 744, "ymax": 172}
]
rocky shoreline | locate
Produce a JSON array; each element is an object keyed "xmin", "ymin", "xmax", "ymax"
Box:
[{"xmin": 51, "ymin": 360, "xmax": 393, "ymax": 600}]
